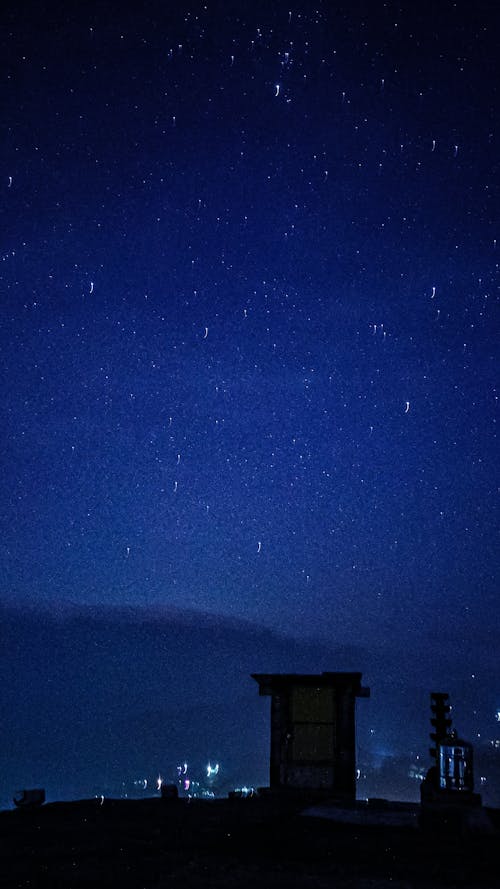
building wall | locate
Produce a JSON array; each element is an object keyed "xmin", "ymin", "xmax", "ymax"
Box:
[
  {"xmin": 269, "ymin": 681, "xmax": 356, "ymax": 797},
  {"xmin": 253, "ymin": 672, "xmax": 368, "ymax": 801}
]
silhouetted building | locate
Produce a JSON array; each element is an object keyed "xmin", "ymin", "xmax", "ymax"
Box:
[
  {"xmin": 422, "ymin": 692, "xmax": 479, "ymax": 805},
  {"xmin": 420, "ymin": 692, "xmax": 487, "ymax": 834},
  {"xmin": 252, "ymin": 671, "xmax": 369, "ymax": 800}
]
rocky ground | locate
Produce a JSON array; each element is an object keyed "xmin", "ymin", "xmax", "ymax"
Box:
[{"xmin": 1, "ymin": 795, "xmax": 499, "ymax": 888}]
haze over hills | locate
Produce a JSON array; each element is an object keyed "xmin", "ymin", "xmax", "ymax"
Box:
[{"xmin": 1, "ymin": 600, "xmax": 498, "ymax": 808}]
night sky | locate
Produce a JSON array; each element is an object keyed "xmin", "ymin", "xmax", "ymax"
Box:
[{"xmin": 1, "ymin": 2, "xmax": 498, "ymax": 673}]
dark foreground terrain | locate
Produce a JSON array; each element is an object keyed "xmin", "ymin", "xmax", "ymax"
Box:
[{"xmin": 1, "ymin": 795, "xmax": 498, "ymax": 888}]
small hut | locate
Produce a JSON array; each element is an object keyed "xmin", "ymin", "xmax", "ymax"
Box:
[{"xmin": 252, "ymin": 672, "xmax": 369, "ymax": 800}]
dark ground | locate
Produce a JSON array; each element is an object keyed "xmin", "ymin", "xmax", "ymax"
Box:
[{"xmin": 1, "ymin": 795, "xmax": 498, "ymax": 888}]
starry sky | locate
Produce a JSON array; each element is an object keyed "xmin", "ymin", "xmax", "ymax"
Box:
[{"xmin": 1, "ymin": 0, "xmax": 498, "ymax": 650}]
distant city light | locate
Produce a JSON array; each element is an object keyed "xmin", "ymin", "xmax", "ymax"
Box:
[
  {"xmin": 234, "ymin": 786, "xmax": 255, "ymax": 798},
  {"xmin": 495, "ymin": 710, "xmax": 500, "ymax": 722},
  {"xmin": 408, "ymin": 764, "xmax": 426, "ymax": 782},
  {"xmin": 207, "ymin": 762, "xmax": 219, "ymax": 778}
]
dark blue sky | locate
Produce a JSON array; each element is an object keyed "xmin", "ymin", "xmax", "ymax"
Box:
[{"xmin": 1, "ymin": 1, "xmax": 498, "ymax": 650}]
